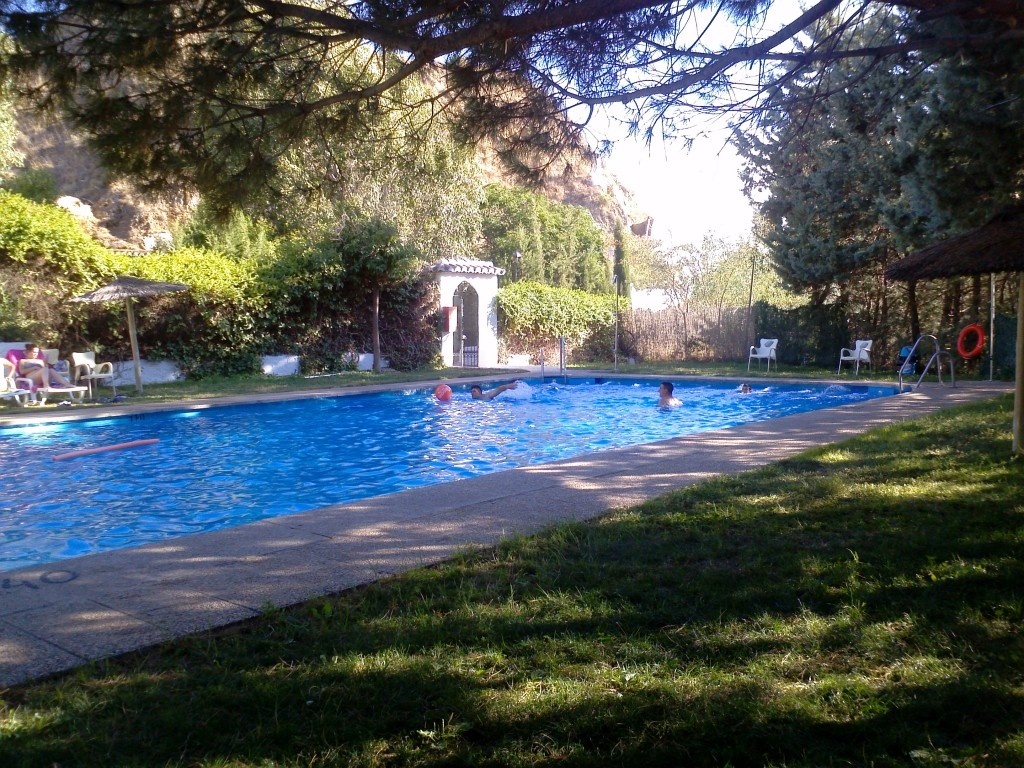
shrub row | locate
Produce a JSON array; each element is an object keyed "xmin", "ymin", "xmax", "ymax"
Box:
[
  {"xmin": 2, "ymin": 193, "xmax": 626, "ymax": 375},
  {"xmin": 0, "ymin": 193, "xmax": 439, "ymax": 375}
]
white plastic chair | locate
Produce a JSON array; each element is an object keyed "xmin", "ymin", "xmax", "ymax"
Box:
[
  {"xmin": 837, "ymin": 339, "xmax": 873, "ymax": 376},
  {"xmin": 42, "ymin": 348, "xmax": 70, "ymax": 377},
  {"xmin": 0, "ymin": 358, "xmax": 33, "ymax": 404},
  {"xmin": 747, "ymin": 338, "xmax": 778, "ymax": 373},
  {"xmin": 72, "ymin": 351, "xmax": 117, "ymax": 398}
]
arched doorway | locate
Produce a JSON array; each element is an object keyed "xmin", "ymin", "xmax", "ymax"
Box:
[
  {"xmin": 453, "ymin": 281, "xmax": 479, "ymax": 367},
  {"xmin": 429, "ymin": 257, "xmax": 503, "ymax": 368}
]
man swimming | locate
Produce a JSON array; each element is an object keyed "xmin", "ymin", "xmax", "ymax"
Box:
[
  {"xmin": 470, "ymin": 381, "xmax": 519, "ymax": 401},
  {"xmin": 658, "ymin": 381, "xmax": 681, "ymax": 407}
]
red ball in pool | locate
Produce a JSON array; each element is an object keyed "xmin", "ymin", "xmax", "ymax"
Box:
[{"xmin": 434, "ymin": 384, "xmax": 452, "ymax": 402}]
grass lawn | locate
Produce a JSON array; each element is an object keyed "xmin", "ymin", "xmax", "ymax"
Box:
[{"xmin": 1, "ymin": 391, "xmax": 1021, "ymax": 766}]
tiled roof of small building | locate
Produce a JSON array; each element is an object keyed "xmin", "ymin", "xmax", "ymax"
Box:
[{"xmin": 427, "ymin": 258, "xmax": 505, "ymax": 276}]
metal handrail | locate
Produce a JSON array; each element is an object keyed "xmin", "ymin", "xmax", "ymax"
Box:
[
  {"xmin": 538, "ymin": 340, "xmax": 568, "ymax": 381},
  {"xmin": 898, "ymin": 334, "xmax": 956, "ymax": 392}
]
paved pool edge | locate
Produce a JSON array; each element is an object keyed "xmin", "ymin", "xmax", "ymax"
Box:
[{"xmin": 0, "ymin": 379, "xmax": 1012, "ymax": 687}]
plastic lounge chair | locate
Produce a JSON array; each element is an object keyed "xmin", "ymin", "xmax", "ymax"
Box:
[
  {"xmin": 72, "ymin": 351, "xmax": 117, "ymax": 399},
  {"xmin": 35, "ymin": 383, "xmax": 88, "ymax": 405},
  {"xmin": 838, "ymin": 339, "xmax": 873, "ymax": 375},
  {"xmin": 5, "ymin": 348, "xmax": 87, "ymax": 405},
  {"xmin": 42, "ymin": 348, "xmax": 71, "ymax": 378},
  {"xmin": 0, "ymin": 358, "xmax": 33, "ymax": 404},
  {"xmin": 35, "ymin": 381, "xmax": 88, "ymax": 405},
  {"xmin": 747, "ymin": 338, "xmax": 778, "ymax": 373}
]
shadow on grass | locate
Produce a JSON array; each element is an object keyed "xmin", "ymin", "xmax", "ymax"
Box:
[{"xmin": 2, "ymin": 399, "xmax": 1022, "ymax": 766}]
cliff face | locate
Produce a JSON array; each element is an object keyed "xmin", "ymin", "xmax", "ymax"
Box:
[
  {"xmin": 14, "ymin": 110, "xmax": 646, "ymax": 251},
  {"xmin": 14, "ymin": 111, "xmax": 195, "ymax": 249}
]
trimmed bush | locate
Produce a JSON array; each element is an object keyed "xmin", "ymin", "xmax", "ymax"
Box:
[
  {"xmin": 0, "ymin": 190, "xmax": 113, "ymax": 343},
  {"xmin": 498, "ymin": 281, "xmax": 619, "ymax": 355},
  {"xmin": 97, "ymin": 248, "xmax": 268, "ymax": 377}
]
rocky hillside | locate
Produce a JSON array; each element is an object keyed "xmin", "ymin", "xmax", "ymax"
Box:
[
  {"xmin": 14, "ymin": 109, "xmax": 648, "ymax": 252},
  {"xmin": 13, "ymin": 111, "xmax": 195, "ymax": 249}
]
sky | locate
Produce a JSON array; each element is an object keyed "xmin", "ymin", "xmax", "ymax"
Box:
[
  {"xmin": 590, "ymin": 0, "xmax": 809, "ymax": 250},
  {"xmin": 594, "ymin": 125, "xmax": 757, "ymax": 310},
  {"xmin": 601, "ymin": 131, "xmax": 754, "ymax": 249}
]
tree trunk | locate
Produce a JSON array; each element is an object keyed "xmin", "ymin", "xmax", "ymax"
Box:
[
  {"xmin": 681, "ymin": 305, "xmax": 690, "ymax": 361},
  {"xmin": 941, "ymin": 278, "xmax": 959, "ymax": 333},
  {"xmin": 907, "ymin": 280, "xmax": 921, "ymax": 341},
  {"xmin": 1014, "ymin": 275, "xmax": 1023, "ymax": 455},
  {"xmin": 371, "ymin": 287, "xmax": 381, "ymax": 373},
  {"xmin": 952, "ymin": 278, "xmax": 963, "ymax": 328}
]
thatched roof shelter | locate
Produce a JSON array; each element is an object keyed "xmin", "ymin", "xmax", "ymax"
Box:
[
  {"xmin": 74, "ymin": 276, "xmax": 190, "ymax": 394},
  {"xmin": 885, "ymin": 206, "xmax": 1024, "ymax": 455},
  {"xmin": 75, "ymin": 275, "xmax": 189, "ymax": 303},
  {"xmin": 885, "ymin": 206, "xmax": 1024, "ymax": 281}
]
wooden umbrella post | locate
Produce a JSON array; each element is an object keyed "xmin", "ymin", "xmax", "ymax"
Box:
[{"xmin": 125, "ymin": 297, "xmax": 144, "ymax": 394}]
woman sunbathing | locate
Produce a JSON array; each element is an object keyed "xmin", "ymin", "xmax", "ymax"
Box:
[{"xmin": 17, "ymin": 343, "xmax": 72, "ymax": 388}]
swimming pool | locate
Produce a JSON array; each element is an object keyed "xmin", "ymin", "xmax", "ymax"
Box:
[{"xmin": 0, "ymin": 378, "xmax": 898, "ymax": 571}]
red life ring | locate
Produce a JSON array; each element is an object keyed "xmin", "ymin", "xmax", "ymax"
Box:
[{"xmin": 956, "ymin": 323, "xmax": 986, "ymax": 360}]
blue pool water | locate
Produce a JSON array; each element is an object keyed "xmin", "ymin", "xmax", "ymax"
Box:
[{"xmin": 0, "ymin": 378, "xmax": 898, "ymax": 571}]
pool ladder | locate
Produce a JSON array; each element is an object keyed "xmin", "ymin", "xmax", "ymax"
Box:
[
  {"xmin": 898, "ymin": 334, "xmax": 956, "ymax": 392},
  {"xmin": 539, "ymin": 338, "xmax": 567, "ymax": 382}
]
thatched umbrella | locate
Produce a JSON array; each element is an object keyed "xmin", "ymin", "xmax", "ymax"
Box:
[
  {"xmin": 885, "ymin": 206, "xmax": 1024, "ymax": 454},
  {"xmin": 73, "ymin": 275, "xmax": 190, "ymax": 394}
]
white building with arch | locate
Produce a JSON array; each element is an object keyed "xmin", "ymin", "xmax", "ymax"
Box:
[{"xmin": 429, "ymin": 258, "xmax": 505, "ymax": 368}]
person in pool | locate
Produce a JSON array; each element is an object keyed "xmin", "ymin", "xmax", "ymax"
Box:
[
  {"xmin": 740, "ymin": 383, "xmax": 752, "ymax": 394},
  {"xmin": 658, "ymin": 381, "xmax": 681, "ymax": 407},
  {"xmin": 471, "ymin": 381, "xmax": 519, "ymax": 401},
  {"xmin": 15, "ymin": 343, "xmax": 72, "ymax": 388}
]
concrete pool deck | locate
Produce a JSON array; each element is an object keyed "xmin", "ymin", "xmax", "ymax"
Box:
[{"xmin": 0, "ymin": 377, "xmax": 1013, "ymax": 688}]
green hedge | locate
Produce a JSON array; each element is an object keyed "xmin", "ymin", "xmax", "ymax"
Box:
[
  {"xmin": 257, "ymin": 237, "xmax": 439, "ymax": 373},
  {"xmin": 498, "ymin": 281, "xmax": 619, "ymax": 350},
  {"xmin": 100, "ymin": 248, "xmax": 268, "ymax": 377},
  {"xmin": 0, "ymin": 192, "xmax": 441, "ymax": 375},
  {"xmin": 0, "ymin": 190, "xmax": 113, "ymax": 343},
  {"xmin": 0, "ymin": 189, "xmax": 110, "ymax": 290}
]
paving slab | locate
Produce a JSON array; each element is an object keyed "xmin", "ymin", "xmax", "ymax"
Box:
[{"xmin": 0, "ymin": 378, "xmax": 1011, "ymax": 688}]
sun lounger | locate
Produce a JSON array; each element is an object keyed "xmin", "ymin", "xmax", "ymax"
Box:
[
  {"xmin": 5, "ymin": 348, "xmax": 87, "ymax": 405},
  {"xmin": 35, "ymin": 384, "xmax": 88, "ymax": 405},
  {"xmin": 1, "ymin": 358, "xmax": 33, "ymax": 404}
]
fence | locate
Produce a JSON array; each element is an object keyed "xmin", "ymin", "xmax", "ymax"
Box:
[{"xmin": 621, "ymin": 306, "xmax": 753, "ymax": 362}]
